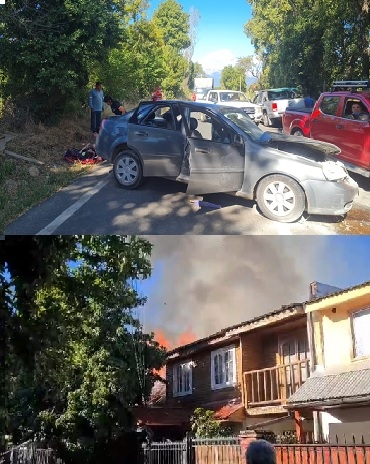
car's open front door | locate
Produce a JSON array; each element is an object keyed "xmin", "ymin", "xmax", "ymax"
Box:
[{"xmin": 186, "ymin": 137, "xmax": 245, "ymax": 195}]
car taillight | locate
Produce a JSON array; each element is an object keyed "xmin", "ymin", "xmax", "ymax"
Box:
[{"xmin": 272, "ymin": 102, "xmax": 278, "ymax": 112}]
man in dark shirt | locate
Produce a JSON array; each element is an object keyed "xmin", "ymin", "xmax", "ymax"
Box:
[{"xmin": 104, "ymin": 96, "xmax": 126, "ymax": 115}]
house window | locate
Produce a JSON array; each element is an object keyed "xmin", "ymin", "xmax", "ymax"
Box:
[
  {"xmin": 211, "ymin": 346, "xmax": 236, "ymax": 390},
  {"xmin": 352, "ymin": 308, "xmax": 370, "ymax": 358},
  {"xmin": 173, "ymin": 362, "xmax": 192, "ymax": 396}
]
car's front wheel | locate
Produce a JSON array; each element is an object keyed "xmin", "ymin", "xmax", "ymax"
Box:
[
  {"xmin": 113, "ymin": 150, "xmax": 143, "ymax": 189},
  {"xmin": 256, "ymin": 174, "xmax": 306, "ymax": 223},
  {"xmin": 292, "ymin": 128, "xmax": 304, "ymax": 136}
]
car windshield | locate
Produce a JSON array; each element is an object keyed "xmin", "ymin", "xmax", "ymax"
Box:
[
  {"xmin": 219, "ymin": 92, "xmax": 250, "ymax": 102},
  {"xmin": 220, "ymin": 108, "xmax": 266, "ymax": 143}
]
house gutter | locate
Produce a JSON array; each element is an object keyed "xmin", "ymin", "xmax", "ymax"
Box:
[{"xmin": 304, "ymin": 303, "xmax": 322, "ymax": 442}]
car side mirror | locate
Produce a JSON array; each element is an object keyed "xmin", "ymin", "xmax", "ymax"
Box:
[{"xmin": 234, "ymin": 134, "xmax": 244, "ymax": 145}]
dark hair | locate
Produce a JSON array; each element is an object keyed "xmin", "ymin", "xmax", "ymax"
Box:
[
  {"xmin": 96, "ymin": 81, "xmax": 102, "ymax": 86},
  {"xmin": 246, "ymin": 440, "xmax": 276, "ymax": 464},
  {"xmin": 104, "ymin": 96, "xmax": 112, "ymax": 103}
]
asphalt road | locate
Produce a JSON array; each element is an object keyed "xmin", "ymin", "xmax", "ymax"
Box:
[{"xmin": 5, "ymin": 127, "xmax": 370, "ymax": 236}]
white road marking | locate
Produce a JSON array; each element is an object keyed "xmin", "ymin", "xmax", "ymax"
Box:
[{"xmin": 36, "ymin": 177, "xmax": 110, "ymax": 235}]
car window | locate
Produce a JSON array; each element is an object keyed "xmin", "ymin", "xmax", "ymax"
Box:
[
  {"xmin": 140, "ymin": 104, "xmax": 181, "ymax": 130},
  {"xmin": 189, "ymin": 110, "xmax": 232, "ymax": 144},
  {"xmin": 220, "ymin": 108, "xmax": 264, "ymax": 143},
  {"xmin": 343, "ymin": 98, "xmax": 369, "ymax": 120},
  {"xmin": 320, "ymin": 96, "xmax": 341, "ymax": 116}
]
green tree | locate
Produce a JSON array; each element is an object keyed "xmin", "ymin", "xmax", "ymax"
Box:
[
  {"xmin": 0, "ymin": 0, "xmax": 121, "ymax": 121},
  {"xmin": 1, "ymin": 236, "xmax": 166, "ymax": 460},
  {"xmin": 152, "ymin": 0, "xmax": 191, "ymax": 52},
  {"xmin": 100, "ymin": 19, "xmax": 166, "ymax": 103},
  {"xmin": 244, "ymin": 0, "xmax": 370, "ymax": 96},
  {"xmin": 190, "ymin": 408, "xmax": 232, "ymax": 438},
  {"xmin": 220, "ymin": 65, "xmax": 247, "ymax": 91},
  {"xmin": 152, "ymin": 0, "xmax": 191, "ymax": 97}
]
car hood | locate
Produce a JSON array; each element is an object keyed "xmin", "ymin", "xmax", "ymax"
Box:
[{"xmin": 261, "ymin": 131, "xmax": 341, "ymax": 158}]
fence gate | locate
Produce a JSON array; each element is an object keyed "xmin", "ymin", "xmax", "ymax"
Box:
[{"xmin": 144, "ymin": 441, "xmax": 188, "ymax": 464}]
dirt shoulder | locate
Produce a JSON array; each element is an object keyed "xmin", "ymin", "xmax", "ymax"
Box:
[{"xmin": 0, "ymin": 110, "xmax": 108, "ymax": 235}]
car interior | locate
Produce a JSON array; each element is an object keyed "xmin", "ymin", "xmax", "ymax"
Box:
[{"xmin": 344, "ymin": 100, "xmax": 369, "ymax": 120}]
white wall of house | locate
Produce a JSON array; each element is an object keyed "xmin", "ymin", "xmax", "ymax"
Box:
[{"xmin": 320, "ymin": 407, "xmax": 370, "ymax": 443}]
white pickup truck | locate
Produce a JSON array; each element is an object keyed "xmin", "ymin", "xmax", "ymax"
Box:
[
  {"xmin": 204, "ymin": 89, "xmax": 258, "ymax": 121},
  {"xmin": 253, "ymin": 88, "xmax": 305, "ymax": 127}
]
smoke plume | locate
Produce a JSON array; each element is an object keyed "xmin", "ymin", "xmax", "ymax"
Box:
[{"xmin": 140, "ymin": 236, "xmax": 330, "ymax": 346}]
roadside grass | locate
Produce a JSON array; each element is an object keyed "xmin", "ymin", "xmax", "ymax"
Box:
[{"xmin": 0, "ymin": 110, "xmax": 101, "ymax": 234}]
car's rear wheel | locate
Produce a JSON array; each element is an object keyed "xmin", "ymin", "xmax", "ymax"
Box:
[
  {"xmin": 292, "ymin": 128, "xmax": 304, "ymax": 136},
  {"xmin": 262, "ymin": 112, "xmax": 271, "ymax": 127},
  {"xmin": 113, "ymin": 150, "xmax": 143, "ymax": 189},
  {"xmin": 256, "ymin": 174, "xmax": 306, "ymax": 223}
]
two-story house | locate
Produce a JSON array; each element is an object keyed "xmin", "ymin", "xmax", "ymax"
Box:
[
  {"xmin": 166, "ymin": 303, "xmax": 313, "ymax": 438},
  {"xmin": 285, "ymin": 280, "xmax": 370, "ymax": 443}
]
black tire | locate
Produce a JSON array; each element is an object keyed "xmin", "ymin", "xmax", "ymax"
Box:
[
  {"xmin": 256, "ymin": 174, "xmax": 306, "ymax": 223},
  {"xmin": 262, "ymin": 112, "xmax": 271, "ymax": 127},
  {"xmin": 113, "ymin": 150, "xmax": 143, "ymax": 189},
  {"xmin": 292, "ymin": 128, "xmax": 304, "ymax": 136}
]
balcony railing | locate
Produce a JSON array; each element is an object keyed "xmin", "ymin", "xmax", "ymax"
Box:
[{"xmin": 243, "ymin": 359, "xmax": 310, "ymax": 407}]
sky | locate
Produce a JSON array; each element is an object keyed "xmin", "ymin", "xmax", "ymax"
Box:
[
  {"xmin": 133, "ymin": 235, "xmax": 370, "ymax": 349},
  {"xmin": 148, "ymin": 0, "xmax": 255, "ymax": 73}
]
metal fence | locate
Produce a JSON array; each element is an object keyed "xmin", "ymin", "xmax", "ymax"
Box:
[
  {"xmin": 0, "ymin": 442, "xmax": 62, "ymax": 464},
  {"xmin": 4, "ymin": 434, "xmax": 370, "ymax": 464}
]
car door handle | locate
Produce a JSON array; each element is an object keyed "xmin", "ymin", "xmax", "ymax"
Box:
[
  {"xmin": 336, "ymin": 124, "xmax": 344, "ymax": 130},
  {"xmin": 195, "ymin": 148, "xmax": 211, "ymax": 153},
  {"xmin": 134, "ymin": 131, "xmax": 148, "ymax": 136}
]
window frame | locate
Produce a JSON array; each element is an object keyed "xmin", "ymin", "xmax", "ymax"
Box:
[
  {"xmin": 319, "ymin": 96, "xmax": 341, "ymax": 116},
  {"xmin": 172, "ymin": 361, "xmax": 193, "ymax": 397},
  {"xmin": 211, "ymin": 345, "xmax": 237, "ymax": 390},
  {"xmin": 351, "ymin": 307, "xmax": 370, "ymax": 359}
]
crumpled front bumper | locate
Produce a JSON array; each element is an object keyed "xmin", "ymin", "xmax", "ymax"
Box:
[{"xmin": 302, "ymin": 175, "xmax": 359, "ymax": 216}]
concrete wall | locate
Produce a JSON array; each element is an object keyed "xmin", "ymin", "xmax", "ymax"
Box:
[{"xmin": 320, "ymin": 407, "xmax": 370, "ymax": 443}]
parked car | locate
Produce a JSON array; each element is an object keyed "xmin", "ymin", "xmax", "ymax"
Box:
[
  {"xmin": 95, "ymin": 100, "xmax": 358, "ymax": 223},
  {"xmin": 282, "ymin": 80, "xmax": 370, "ymax": 178},
  {"xmin": 204, "ymin": 90, "xmax": 258, "ymax": 121},
  {"xmin": 253, "ymin": 88, "xmax": 305, "ymax": 127}
]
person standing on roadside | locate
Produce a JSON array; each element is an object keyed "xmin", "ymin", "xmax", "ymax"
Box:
[
  {"xmin": 151, "ymin": 86, "xmax": 163, "ymax": 101},
  {"xmin": 104, "ymin": 96, "xmax": 126, "ymax": 115},
  {"xmin": 89, "ymin": 82, "xmax": 104, "ymax": 134}
]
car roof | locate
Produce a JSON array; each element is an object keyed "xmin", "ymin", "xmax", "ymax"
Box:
[{"xmin": 138, "ymin": 99, "xmax": 243, "ymax": 108}]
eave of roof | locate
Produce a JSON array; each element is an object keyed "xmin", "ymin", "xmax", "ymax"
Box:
[
  {"xmin": 305, "ymin": 280, "xmax": 370, "ymax": 307},
  {"xmin": 167, "ymin": 303, "xmax": 304, "ymax": 358}
]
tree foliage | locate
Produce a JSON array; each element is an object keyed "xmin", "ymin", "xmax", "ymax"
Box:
[
  {"xmin": 190, "ymin": 408, "xmax": 232, "ymax": 438},
  {"xmin": 245, "ymin": 0, "xmax": 370, "ymax": 96},
  {"xmin": 0, "ymin": 0, "xmax": 197, "ymax": 119},
  {"xmin": 220, "ymin": 65, "xmax": 247, "ymax": 92},
  {"xmin": 0, "ymin": 0, "xmax": 121, "ymax": 120},
  {"xmin": 1, "ymin": 236, "xmax": 166, "ymax": 461}
]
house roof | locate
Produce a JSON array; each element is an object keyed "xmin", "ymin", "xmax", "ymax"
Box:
[
  {"xmin": 286, "ymin": 367, "xmax": 370, "ymax": 408},
  {"xmin": 133, "ymin": 405, "xmax": 193, "ymax": 426},
  {"xmin": 214, "ymin": 402, "xmax": 245, "ymax": 421},
  {"xmin": 306, "ymin": 280, "xmax": 370, "ymax": 306},
  {"xmin": 167, "ymin": 303, "xmax": 304, "ymax": 358}
]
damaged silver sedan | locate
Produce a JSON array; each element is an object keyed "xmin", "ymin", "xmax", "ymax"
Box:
[{"xmin": 95, "ymin": 100, "xmax": 358, "ymax": 223}]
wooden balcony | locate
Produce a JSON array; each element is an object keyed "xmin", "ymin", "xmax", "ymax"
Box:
[{"xmin": 243, "ymin": 359, "xmax": 310, "ymax": 408}]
